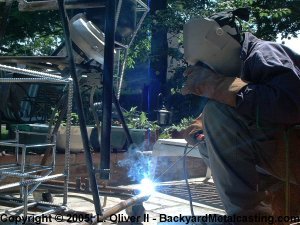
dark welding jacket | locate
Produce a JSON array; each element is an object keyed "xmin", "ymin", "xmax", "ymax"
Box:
[{"xmin": 236, "ymin": 32, "xmax": 300, "ymax": 125}]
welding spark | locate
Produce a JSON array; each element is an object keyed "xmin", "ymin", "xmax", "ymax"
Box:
[{"xmin": 138, "ymin": 178, "xmax": 156, "ymax": 195}]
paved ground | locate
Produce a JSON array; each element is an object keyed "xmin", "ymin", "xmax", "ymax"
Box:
[
  {"xmin": 0, "ymin": 138, "xmax": 224, "ymax": 225},
  {"xmin": 55, "ymin": 178, "xmax": 225, "ymax": 225},
  {"xmin": 0, "ymin": 178, "xmax": 225, "ymax": 225}
]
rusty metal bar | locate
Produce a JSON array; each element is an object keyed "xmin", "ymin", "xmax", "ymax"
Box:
[{"xmin": 92, "ymin": 193, "xmax": 150, "ymax": 224}]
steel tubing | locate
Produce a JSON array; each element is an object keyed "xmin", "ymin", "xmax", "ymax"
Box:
[{"xmin": 0, "ymin": 63, "xmax": 67, "ymax": 81}]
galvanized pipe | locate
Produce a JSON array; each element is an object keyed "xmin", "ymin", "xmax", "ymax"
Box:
[
  {"xmin": 0, "ymin": 174, "xmax": 64, "ymax": 191},
  {"xmin": 5, "ymin": 202, "xmax": 37, "ymax": 214},
  {"xmin": 0, "ymin": 142, "xmax": 54, "ymax": 148},
  {"xmin": 23, "ymin": 186, "xmax": 29, "ymax": 217},
  {"xmin": 116, "ymin": 2, "xmax": 149, "ymax": 99},
  {"xmin": 63, "ymin": 80, "xmax": 73, "ymax": 205},
  {"xmin": 27, "ymin": 171, "xmax": 52, "ymax": 196},
  {"xmin": 0, "ymin": 63, "xmax": 67, "ymax": 81},
  {"xmin": 0, "ymin": 171, "xmax": 42, "ymax": 179},
  {"xmin": 15, "ymin": 131, "xmax": 19, "ymax": 164},
  {"xmin": 20, "ymin": 145, "xmax": 26, "ymax": 198},
  {"xmin": 136, "ymin": 0, "xmax": 148, "ymax": 10},
  {"xmin": 0, "ymin": 78, "xmax": 67, "ymax": 83}
]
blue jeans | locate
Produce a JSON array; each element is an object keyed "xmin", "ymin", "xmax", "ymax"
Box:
[{"xmin": 198, "ymin": 100, "xmax": 298, "ymax": 215}]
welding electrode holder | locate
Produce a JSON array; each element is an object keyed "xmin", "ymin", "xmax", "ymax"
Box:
[{"xmin": 193, "ymin": 130, "xmax": 205, "ymax": 142}]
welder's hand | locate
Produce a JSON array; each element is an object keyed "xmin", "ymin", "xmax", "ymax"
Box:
[
  {"xmin": 181, "ymin": 64, "xmax": 247, "ymax": 107},
  {"xmin": 183, "ymin": 115, "xmax": 205, "ymax": 146}
]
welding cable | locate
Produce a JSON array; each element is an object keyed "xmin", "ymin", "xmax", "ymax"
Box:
[
  {"xmin": 183, "ymin": 142, "xmax": 207, "ymax": 225},
  {"xmin": 183, "ymin": 142, "xmax": 195, "ymax": 217},
  {"xmin": 153, "ymin": 142, "xmax": 201, "ymax": 182}
]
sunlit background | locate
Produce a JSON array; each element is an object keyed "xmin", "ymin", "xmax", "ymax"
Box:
[{"xmin": 277, "ymin": 35, "xmax": 300, "ymax": 54}]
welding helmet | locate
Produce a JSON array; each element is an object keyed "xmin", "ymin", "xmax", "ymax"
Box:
[{"xmin": 183, "ymin": 8, "xmax": 250, "ymax": 76}]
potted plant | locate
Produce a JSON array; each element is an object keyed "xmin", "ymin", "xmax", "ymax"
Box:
[
  {"xmin": 56, "ymin": 112, "xmax": 94, "ymax": 153},
  {"xmin": 122, "ymin": 107, "xmax": 160, "ymax": 150},
  {"xmin": 89, "ymin": 107, "xmax": 160, "ymax": 152},
  {"xmin": 159, "ymin": 117, "xmax": 195, "ymax": 139}
]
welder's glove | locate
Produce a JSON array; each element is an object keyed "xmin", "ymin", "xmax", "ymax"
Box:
[
  {"xmin": 183, "ymin": 115, "xmax": 205, "ymax": 146},
  {"xmin": 181, "ymin": 64, "xmax": 247, "ymax": 107}
]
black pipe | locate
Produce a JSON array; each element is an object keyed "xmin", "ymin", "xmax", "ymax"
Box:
[
  {"xmin": 100, "ymin": 0, "xmax": 116, "ymax": 180},
  {"xmin": 57, "ymin": 0, "xmax": 102, "ymax": 216},
  {"xmin": 112, "ymin": 90, "xmax": 133, "ymax": 145}
]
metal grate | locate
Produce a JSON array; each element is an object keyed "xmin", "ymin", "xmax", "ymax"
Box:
[{"xmin": 156, "ymin": 181, "xmax": 224, "ymax": 210}]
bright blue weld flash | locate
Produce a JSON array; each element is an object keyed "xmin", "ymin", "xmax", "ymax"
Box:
[{"xmin": 139, "ymin": 178, "xmax": 156, "ymax": 195}]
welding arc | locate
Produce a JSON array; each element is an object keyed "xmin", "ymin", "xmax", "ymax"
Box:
[{"xmin": 153, "ymin": 142, "xmax": 202, "ymax": 182}]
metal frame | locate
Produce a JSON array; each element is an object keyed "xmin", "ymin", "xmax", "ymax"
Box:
[
  {"xmin": 0, "ymin": 65, "xmax": 73, "ymax": 217},
  {"xmin": 116, "ymin": 0, "xmax": 149, "ymax": 99},
  {"xmin": 0, "ymin": 0, "xmax": 150, "ymax": 219}
]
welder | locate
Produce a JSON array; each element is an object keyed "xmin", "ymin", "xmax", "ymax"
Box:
[{"xmin": 182, "ymin": 8, "xmax": 300, "ymax": 225}]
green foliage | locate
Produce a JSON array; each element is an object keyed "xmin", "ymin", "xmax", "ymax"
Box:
[
  {"xmin": 0, "ymin": 2, "xmax": 62, "ymax": 55},
  {"xmin": 52, "ymin": 111, "xmax": 80, "ymax": 126},
  {"xmin": 159, "ymin": 116, "xmax": 195, "ymax": 139},
  {"xmin": 124, "ymin": 0, "xmax": 299, "ymax": 123},
  {"xmin": 125, "ymin": 0, "xmax": 300, "ymax": 69},
  {"xmin": 123, "ymin": 107, "xmax": 160, "ymax": 130},
  {"xmin": 69, "ymin": 113, "xmax": 80, "ymax": 126},
  {"xmin": 168, "ymin": 117, "xmax": 195, "ymax": 132},
  {"xmin": 249, "ymin": 1, "xmax": 299, "ymax": 40},
  {"xmin": 2, "ymin": 1, "xmax": 298, "ymax": 62}
]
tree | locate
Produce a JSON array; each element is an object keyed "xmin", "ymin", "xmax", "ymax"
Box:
[
  {"xmin": 127, "ymin": 0, "xmax": 300, "ymax": 67},
  {"xmin": 1, "ymin": 0, "xmax": 299, "ymax": 58},
  {"xmin": 0, "ymin": 2, "xmax": 62, "ymax": 56},
  {"xmin": 124, "ymin": 0, "xmax": 300, "ymax": 121},
  {"xmin": 1, "ymin": 0, "xmax": 299, "ymax": 120}
]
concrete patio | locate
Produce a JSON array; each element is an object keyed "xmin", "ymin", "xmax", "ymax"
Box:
[
  {"xmin": 56, "ymin": 177, "xmax": 225, "ymax": 225},
  {"xmin": 0, "ymin": 138, "xmax": 226, "ymax": 224},
  {"xmin": 1, "ymin": 177, "xmax": 223, "ymax": 225}
]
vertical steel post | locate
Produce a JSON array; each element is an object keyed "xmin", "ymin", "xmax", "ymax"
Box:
[
  {"xmin": 15, "ymin": 130, "xmax": 19, "ymax": 164},
  {"xmin": 57, "ymin": 0, "xmax": 102, "ymax": 215},
  {"xmin": 23, "ymin": 185, "xmax": 29, "ymax": 217},
  {"xmin": 63, "ymin": 80, "xmax": 73, "ymax": 206},
  {"xmin": 100, "ymin": 0, "xmax": 116, "ymax": 180},
  {"xmin": 20, "ymin": 145, "xmax": 26, "ymax": 198}
]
